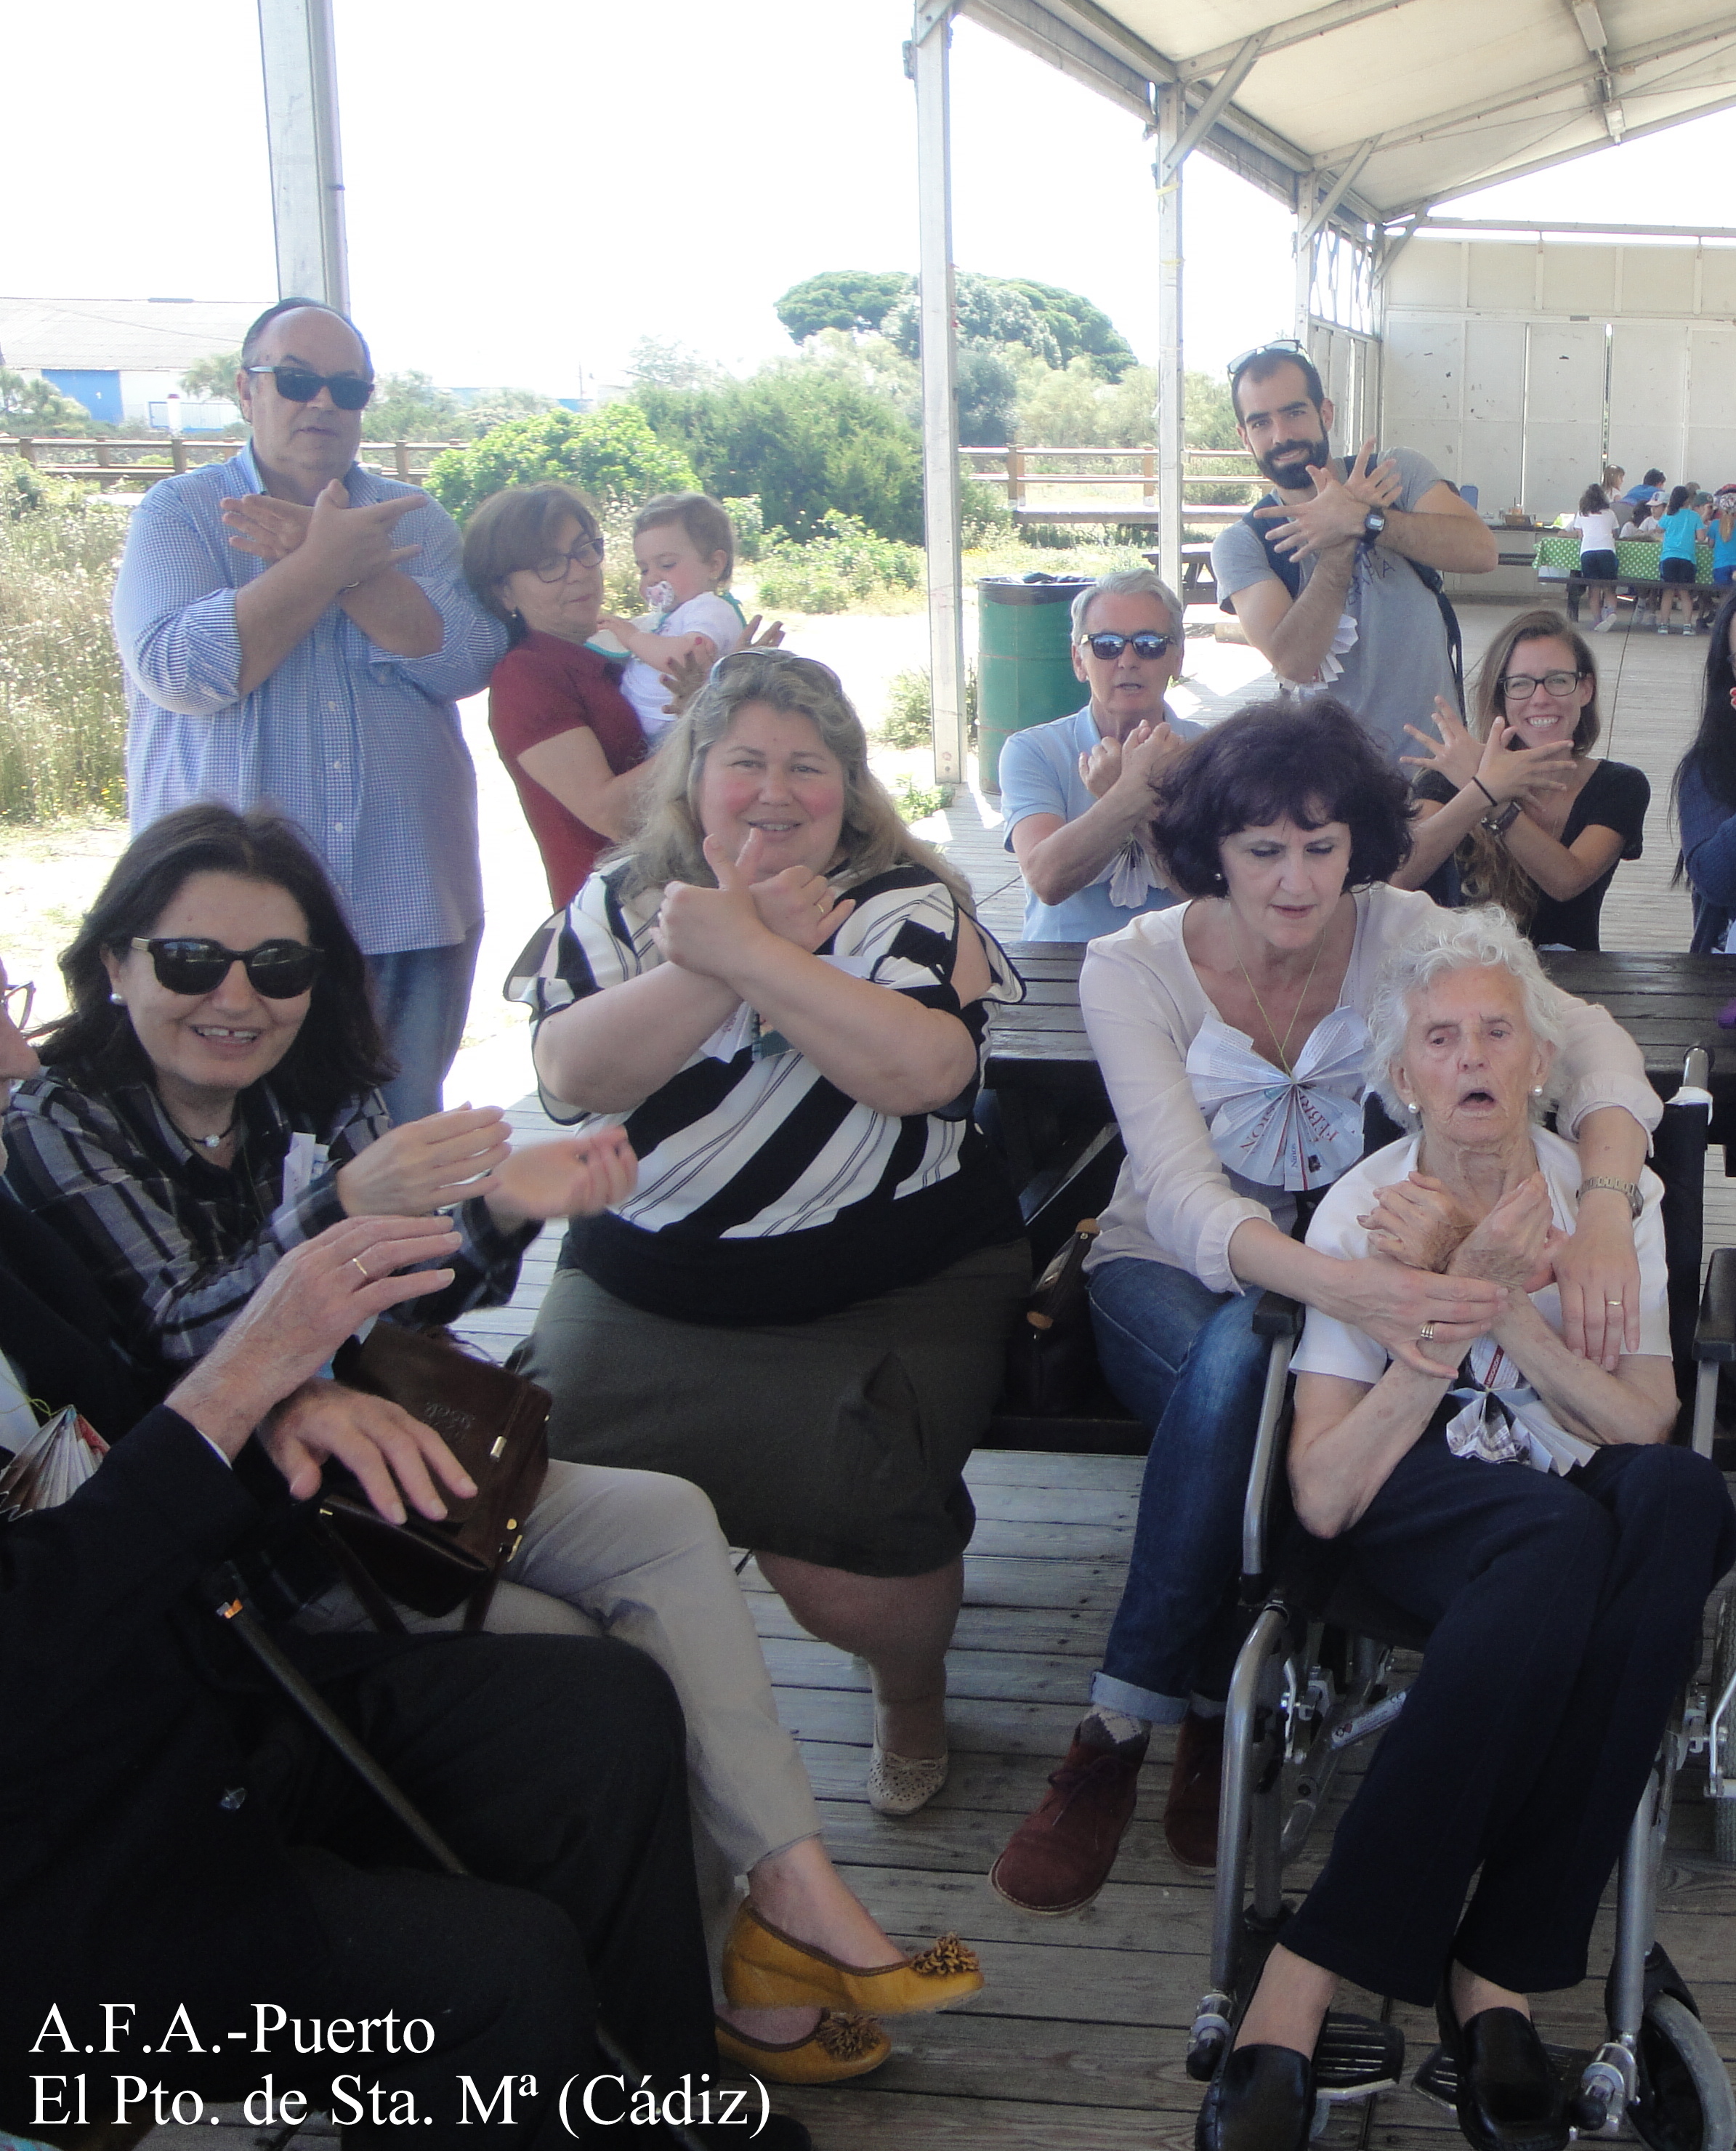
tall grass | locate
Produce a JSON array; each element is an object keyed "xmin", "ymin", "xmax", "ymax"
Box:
[{"xmin": 0, "ymin": 491, "xmax": 129, "ymax": 822}]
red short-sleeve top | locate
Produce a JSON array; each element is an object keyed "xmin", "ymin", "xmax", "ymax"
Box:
[{"xmin": 487, "ymin": 632, "xmax": 649, "ymax": 907}]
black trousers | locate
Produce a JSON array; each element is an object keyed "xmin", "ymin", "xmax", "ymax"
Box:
[
  {"xmin": 235, "ymin": 1631, "xmax": 717, "ymax": 2148},
  {"xmin": 1282, "ymin": 1437, "xmax": 1736, "ymax": 2006}
]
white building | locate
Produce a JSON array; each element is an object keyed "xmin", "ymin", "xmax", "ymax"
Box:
[{"xmin": 0, "ymin": 295, "xmax": 267, "ymax": 429}]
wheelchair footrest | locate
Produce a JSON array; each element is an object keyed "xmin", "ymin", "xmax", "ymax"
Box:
[
  {"xmin": 1412, "ymin": 2041, "xmax": 1586, "ymax": 2116},
  {"xmin": 1314, "ymin": 2013, "xmax": 1405, "ymax": 2099}
]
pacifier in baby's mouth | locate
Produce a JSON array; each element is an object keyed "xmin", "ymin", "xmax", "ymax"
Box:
[{"xmin": 644, "ymin": 579, "xmax": 677, "ymax": 613}]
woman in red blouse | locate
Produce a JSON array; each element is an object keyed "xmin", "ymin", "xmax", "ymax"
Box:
[{"xmin": 464, "ymin": 484, "xmax": 654, "ymax": 907}]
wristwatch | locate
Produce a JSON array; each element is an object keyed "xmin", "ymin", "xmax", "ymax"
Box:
[
  {"xmin": 1360, "ymin": 509, "xmax": 1387, "ymax": 545},
  {"xmin": 1480, "ymin": 799, "xmax": 1522, "ymax": 836},
  {"xmin": 1578, "ymin": 1177, "xmax": 1643, "ymax": 1219}
]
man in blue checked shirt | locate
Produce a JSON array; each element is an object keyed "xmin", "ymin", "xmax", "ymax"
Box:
[{"xmin": 112, "ymin": 299, "xmax": 507, "ymax": 1123}]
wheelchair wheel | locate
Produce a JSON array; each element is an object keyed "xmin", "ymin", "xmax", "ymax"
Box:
[
  {"xmin": 1632, "ymin": 1994, "xmax": 1736, "ymax": 2151},
  {"xmin": 1713, "ymin": 1591, "xmax": 1736, "ymax": 1869}
]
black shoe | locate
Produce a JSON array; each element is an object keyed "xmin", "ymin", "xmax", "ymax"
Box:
[
  {"xmin": 1434, "ymin": 1986, "xmax": 1568, "ymax": 2151},
  {"xmin": 1196, "ymin": 2043, "xmax": 1315, "ymax": 2151}
]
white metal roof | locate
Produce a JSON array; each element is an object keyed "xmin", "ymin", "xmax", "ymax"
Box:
[
  {"xmin": 0, "ymin": 296, "xmax": 267, "ymax": 372},
  {"xmin": 963, "ymin": 0, "xmax": 1736, "ymax": 223}
]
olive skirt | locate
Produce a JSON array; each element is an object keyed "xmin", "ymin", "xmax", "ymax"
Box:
[{"xmin": 514, "ymin": 1240, "xmax": 1032, "ymax": 1577}]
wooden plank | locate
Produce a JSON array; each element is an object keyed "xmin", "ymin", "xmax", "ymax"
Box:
[
  {"xmin": 761, "ymin": 1634, "xmax": 1103, "ymax": 1703},
  {"xmin": 751, "ymin": 1597, "xmax": 1113, "ymax": 1658},
  {"xmin": 740, "ymin": 1551, "xmax": 1137, "ymax": 1611},
  {"xmin": 966, "ymin": 1450, "xmax": 1144, "ymax": 1490}
]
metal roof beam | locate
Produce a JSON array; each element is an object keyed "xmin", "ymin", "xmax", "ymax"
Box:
[
  {"xmin": 958, "ymin": 0, "xmax": 1155, "ymax": 121},
  {"xmin": 1312, "ymin": 9, "xmax": 1736, "ymax": 171},
  {"xmin": 1299, "ymin": 140, "xmax": 1376, "ymax": 241},
  {"xmin": 1182, "ymin": 0, "xmax": 1423, "ymax": 78},
  {"xmin": 1419, "ymin": 214, "xmax": 1736, "ymax": 240},
  {"xmin": 1160, "ymin": 32, "xmax": 1267, "ymax": 177},
  {"xmin": 1027, "ymin": 0, "xmax": 1179, "ymax": 81}
]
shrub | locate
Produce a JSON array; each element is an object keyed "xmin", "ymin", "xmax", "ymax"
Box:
[
  {"xmin": 1021, "ymin": 521, "xmax": 1089, "ymax": 549},
  {"xmin": 426, "ymin": 404, "xmax": 698, "ymax": 523},
  {"xmin": 881, "ymin": 668, "xmax": 934, "ymax": 748},
  {"xmin": 961, "ymin": 474, "xmax": 1013, "ymax": 544},
  {"xmin": 721, "ymin": 496, "xmax": 764, "ymax": 562},
  {"xmin": 635, "ymin": 370, "xmax": 923, "ymax": 542},
  {"xmin": 892, "ymin": 772, "xmax": 945, "ymax": 824},
  {"xmin": 753, "ymin": 513, "xmax": 923, "ymax": 614},
  {"xmin": 0, "ymin": 494, "xmax": 129, "ymax": 820}
]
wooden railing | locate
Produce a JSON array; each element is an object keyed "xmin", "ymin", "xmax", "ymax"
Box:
[
  {"xmin": 0, "ymin": 437, "xmax": 464, "ymax": 489},
  {"xmin": 961, "ymin": 443, "xmax": 1261, "ymax": 526}
]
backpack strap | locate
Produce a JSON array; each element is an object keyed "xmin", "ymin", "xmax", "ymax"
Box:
[{"xmin": 1220, "ymin": 457, "xmax": 1465, "ymax": 707}]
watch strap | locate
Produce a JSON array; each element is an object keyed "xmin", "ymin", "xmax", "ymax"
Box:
[
  {"xmin": 1578, "ymin": 1177, "xmax": 1642, "ymax": 1219},
  {"xmin": 1481, "ymin": 799, "xmax": 1522, "ymax": 836}
]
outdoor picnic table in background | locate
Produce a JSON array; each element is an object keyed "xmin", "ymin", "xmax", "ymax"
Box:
[
  {"xmin": 985, "ymin": 943, "xmax": 1736, "ymax": 1176},
  {"xmin": 1535, "ymin": 532, "xmax": 1716, "ymax": 584}
]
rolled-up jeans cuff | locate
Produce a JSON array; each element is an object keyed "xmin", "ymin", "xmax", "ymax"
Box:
[{"xmin": 1090, "ymin": 1669, "xmax": 1188, "ymax": 1726}]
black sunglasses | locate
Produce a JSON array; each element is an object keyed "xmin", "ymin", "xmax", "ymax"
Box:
[
  {"xmin": 129, "ymin": 937, "xmax": 323, "ymax": 998},
  {"xmin": 243, "ymin": 364, "xmax": 375, "ymax": 411},
  {"xmin": 1081, "ymin": 631, "xmax": 1174, "ymax": 661},
  {"xmin": 1227, "ymin": 338, "xmax": 1306, "ymax": 380}
]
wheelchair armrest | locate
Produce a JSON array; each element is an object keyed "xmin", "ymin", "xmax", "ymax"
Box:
[
  {"xmin": 1241, "ymin": 1325, "xmax": 1298, "ymax": 1592},
  {"xmin": 1253, "ymin": 1291, "xmax": 1304, "ymax": 1340},
  {"xmin": 1695, "ymin": 1245, "xmax": 1736, "ymax": 1363}
]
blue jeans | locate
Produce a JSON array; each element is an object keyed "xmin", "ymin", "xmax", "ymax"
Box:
[
  {"xmin": 366, "ymin": 921, "xmax": 484, "ymax": 1126},
  {"xmin": 1087, "ymin": 1256, "xmax": 1272, "ymax": 1724}
]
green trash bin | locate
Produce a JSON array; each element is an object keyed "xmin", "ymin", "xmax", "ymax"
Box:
[{"xmin": 977, "ymin": 576, "xmax": 1091, "ymax": 794}]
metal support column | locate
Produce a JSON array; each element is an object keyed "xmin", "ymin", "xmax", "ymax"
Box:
[
  {"xmin": 1293, "ymin": 174, "xmax": 1317, "ymax": 346},
  {"xmin": 256, "ymin": 0, "xmax": 351, "ymax": 312},
  {"xmin": 911, "ymin": 1, "xmax": 966, "ymax": 789},
  {"xmin": 1153, "ymin": 82, "xmax": 1185, "ymax": 599}
]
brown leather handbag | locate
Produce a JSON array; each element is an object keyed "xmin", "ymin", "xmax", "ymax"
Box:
[
  {"xmin": 1000, "ymin": 1219, "xmax": 1103, "ymax": 1418},
  {"xmin": 318, "ymin": 1324, "xmax": 552, "ymax": 1629}
]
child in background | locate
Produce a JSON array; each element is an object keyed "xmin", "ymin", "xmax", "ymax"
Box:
[
  {"xmin": 1657, "ymin": 484, "xmax": 1705, "ymax": 634},
  {"xmin": 599, "ymin": 492, "xmax": 747, "ymax": 743},
  {"xmin": 1571, "ymin": 482, "xmax": 1621, "ymax": 630}
]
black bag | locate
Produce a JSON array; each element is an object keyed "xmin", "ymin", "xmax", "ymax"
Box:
[
  {"xmin": 1222, "ymin": 456, "xmax": 1466, "ymax": 706},
  {"xmin": 1001, "ymin": 1219, "xmax": 1103, "ymax": 1418}
]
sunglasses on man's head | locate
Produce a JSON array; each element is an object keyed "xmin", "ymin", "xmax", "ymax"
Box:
[
  {"xmin": 129, "ymin": 937, "xmax": 323, "ymax": 998},
  {"xmin": 1226, "ymin": 338, "xmax": 1306, "ymax": 381},
  {"xmin": 243, "ymin": 365, "xmax": 375, "ymax": 411},
  {"xmin": 1081, "ymin": 631, "xmax": 1174, "ymax": 661}
]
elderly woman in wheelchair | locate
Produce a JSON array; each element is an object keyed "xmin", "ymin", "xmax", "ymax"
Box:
[{"xmin": 1197, "ymin": 905, "xmax": 1736, "ymax": 2151}]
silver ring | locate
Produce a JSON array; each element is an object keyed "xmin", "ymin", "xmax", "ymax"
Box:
[
  {"xmin": 1418, "ymin": 1323, "xmax": 1437, "ymax": 1344},
  {"xmin": 1606, "ymin": 1299, "xmax": 1624, "ymax": 1307},
  {"xmin": 350, "ymin": 1256, "xmax": 372, "ymax": 1285}
]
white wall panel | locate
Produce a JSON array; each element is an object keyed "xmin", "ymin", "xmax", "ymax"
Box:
[
  {"xmin": 1522, "ymin": 321, "xmax": 1604, "ymax": 518},
  {"xmin": 1460, "ymin": 318, "xmax": 1527, "ymax": 505},
  {"xmin": 1687, "ymin": 331, "xmax": 1736, "ymax": 488},
  {"xmin": 1382, "ymin": 315, "xmax": 1465, "ymax": 482},
  {"xmin": 1609, "ymin": 325, "xmax": 1684, "ymax": 488}
]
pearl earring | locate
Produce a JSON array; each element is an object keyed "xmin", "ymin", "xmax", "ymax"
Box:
[
  {"xmin": 1532, "ymin": 1084, "xmax": 1544, "ymax": 1097},
  {"xmin": 109, "ymin": 991, "xmax": 124, "ymax": 1006}
]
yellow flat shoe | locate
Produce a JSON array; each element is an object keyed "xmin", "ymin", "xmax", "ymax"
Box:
[
  {"xmin": 714, "ymin": 2010, "xmax": 890, "ymax": 2085},
  {"xmin": 722, "ymin": 1902, "xmax": 984, "ymax": 2016}
]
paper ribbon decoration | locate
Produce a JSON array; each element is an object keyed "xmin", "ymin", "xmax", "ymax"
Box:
[
  {"xmin": 1107, "ymin": 839, "xmax": 1164, "ymax": 910},
  {"xmin": 0, "ymin": 1404, "xmax": 109, "ymax": 1519},
  {"xmin": 1281, "ymin": 610, "xmax": 1359, "ymax": 693},
  {"xmin": 1443, "ymin": 1335, "xmax": 1594, "ymax": 1476},
  {"xmin": 1187, "ymin": 1006, "xmax": 1370, "ymax": 1192}
]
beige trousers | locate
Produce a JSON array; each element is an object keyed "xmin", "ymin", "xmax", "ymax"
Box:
[{"xmin": 299, "ymin": 1458, "xmax": 821, "ymax": 1987}]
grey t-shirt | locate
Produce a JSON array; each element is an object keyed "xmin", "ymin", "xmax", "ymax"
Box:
[{"xmin": 1210, "ymin": 446, "xmax": 1458, "ymax": 763}]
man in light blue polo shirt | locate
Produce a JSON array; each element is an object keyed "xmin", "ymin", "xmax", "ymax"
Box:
[{"xmin": 998, "ymin": 569, "xmax": 1198, "ymax": 942}]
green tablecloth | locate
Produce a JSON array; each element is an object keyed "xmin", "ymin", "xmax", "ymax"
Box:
[{"xmin": 1533, "ymin": 533, "xmax": 1713, "ymax": 584}]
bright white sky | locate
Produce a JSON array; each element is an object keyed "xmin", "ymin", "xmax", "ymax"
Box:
[{"xmin": 7, "ymin": 1, "xmax": 1736, "ymax": 397}]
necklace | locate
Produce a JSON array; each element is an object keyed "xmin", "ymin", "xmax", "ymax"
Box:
[
  {"xmin": 161, "ymin": 1101, "xmax": 239, "ymax": 1152},
  {"xmin": 1230, "ymin": 913, "xmax": 1333, "ymax": 1078}
]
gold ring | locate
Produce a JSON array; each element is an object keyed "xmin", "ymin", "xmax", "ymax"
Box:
[
  {"xmin": 350, "ymin": 1256, "xmax": 372, "ymax": 1284},
  {"xmin": 1606, "ymin": 1299, "xmax": 1624, "ymax": 1307},
  {"xmin": 1418, "ymin": 1323, "xmax": 1437, "ymax": 1344}
]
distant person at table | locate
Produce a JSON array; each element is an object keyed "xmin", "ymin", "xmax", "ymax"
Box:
[
  {"xmin": 1670, "ymin": 590, "xmax": 1736, "ymax": 951},
  {"xmin": 111, "ymin": 299, "xmax": 505, "ymax": 1125},
  {"xmin": 1657, "ymin": 484, "xmax": 1704, "ymax": 634},
  {"xmin": 1619, "ymin": 467, "xmax": 1667, "ymax": 516},
  {"xmin": 1570, "ymin": 483, "xmax": 1621, "ymax": 630},
  {"xmin": 1709, "ymin": 487, "xmax": 1736, "ymax": 591},
  {"xmin": 998, "ymin": 568, "xmax": 1200, "ymax": 943},
  {"xmin": 1394, "ymin": 609, "xmax": 1647, "ymax": 952},
  {"xmin": 1211, "ymin": 342, "xmax": 1496, "ymax": 762}
]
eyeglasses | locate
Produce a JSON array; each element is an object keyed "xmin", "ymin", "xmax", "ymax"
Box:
[
  {"xmin": 1, "ymin": 981, "xmax": 35, "ymax": 1033},
  {"xmin": 530, "ymin": 537, "xmax": 605, "ymax": 583},
  {"xmin": 1227, "ymin": 338, "xmax": 1306, "ymax": 380},
  {"xmin": 243, "ymin": 365, "xmax": 375, "ymax": 411},
  {"xmin": 129, "ymin": 937, "xmax": 323, "ymax": 998},
  {"xmin": 1499, "ymin": 670, "xmax": 1585, "ymax": 701},
  {"xmin": 1081, "ymin": 631, "xmax": 1174, "ymax": 661}
]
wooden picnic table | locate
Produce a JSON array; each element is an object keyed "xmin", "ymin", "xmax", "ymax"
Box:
[{"xmin": 986, "ymin": 943, "xmax": 1736, "ymax": 1151}]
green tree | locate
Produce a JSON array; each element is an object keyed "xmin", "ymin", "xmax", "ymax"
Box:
[
  {"xmin": 178, "ymin": 350, "xmax": 243, "ymax": 402},
  {"xmin": 0, "ymin": 369, "xmax": 106, "ymax": 436},
  {"xmin": 1185, "ymin": 370, "xmax": 1243, "ymax": 451},
  {"xmin": 635, "ymin": 368, "xmax": 922, "ymax": 543},
  {"xmin": 887, "ymin": 273, "xmax": 1137, "ymax": 382},
  {"xmin": 625, "ymin": 337, "xmax": 716, "ymax": 390},
  {"xmin": 459, "ymin": 387, "xmax": 565, "ymax": 435},
  {"xmin": 425, "ymin": 403, "xmax": 698, "ymax": 523},
  {"xmin": 360, "ymin": 370, "xmax": 466, "ymax": 443},
  {"xmin": 1002, "ymin": 279, "xmax": 1137, "ymax": 380},
  {"xmin": 956, "ymin": 348, "xmax": 1020, "ymax": 447},
  {"xmin": 775, "ymin": 271, "xmax": 913, "ymax": 342}
]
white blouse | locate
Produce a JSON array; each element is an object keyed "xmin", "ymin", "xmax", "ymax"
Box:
[{"xmin": 1082, "ymin": 884, "xmax": 1661, "ymax": 1295}]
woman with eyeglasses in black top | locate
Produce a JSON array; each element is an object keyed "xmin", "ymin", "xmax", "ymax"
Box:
[{"xmin": 1393, "ymin": 608, "xmax": 1648, "ymax": 953}]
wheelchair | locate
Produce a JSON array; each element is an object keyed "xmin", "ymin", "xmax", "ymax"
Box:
[{"xmin": 1186, "ymin": 1050, "xmax": 1736, "ymax": 2151}]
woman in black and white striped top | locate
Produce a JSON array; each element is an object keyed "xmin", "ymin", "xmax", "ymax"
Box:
[{"xmin": 512, "ymin": 650, "xmax": 1031, "ymax": 1817}]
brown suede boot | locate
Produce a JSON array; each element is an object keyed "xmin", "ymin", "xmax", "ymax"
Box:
[
  {"xmin": 988, "ymin": 1725, "xmax": 1146, "ymax": 1914},
  {"xmin": 1163, "ymin": 1708, "xmax": 1225, "ymax": 1871}
]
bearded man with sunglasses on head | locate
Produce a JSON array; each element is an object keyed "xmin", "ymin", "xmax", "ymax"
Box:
[
  {"xmin": 999, "ymin": 569, "xmax": 1202, "ymax": 943},
  {"xmin": 112, "ymin": 300, "xmax": 506, "ymax": 1126}
]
